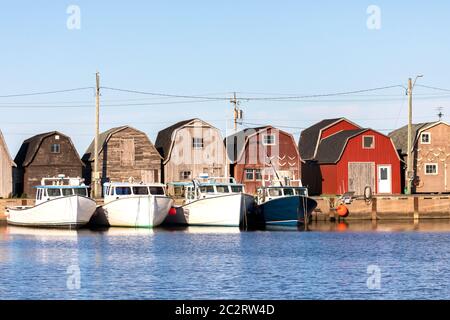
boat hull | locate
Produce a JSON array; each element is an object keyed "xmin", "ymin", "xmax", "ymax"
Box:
[
  {"xmin": 172, "ymin": 193, "xmax": 254, "ymax": 227},
  {"xmin": 91, "ymin": 196, "xmax": 173, "ymax": 228},
  {"xmin": 257, "ymin": 196, "xmax": 318, "ymax": 226},
  {"xmin": 6, "ymin": 196, "xmax": 96, "ymax": 228}
]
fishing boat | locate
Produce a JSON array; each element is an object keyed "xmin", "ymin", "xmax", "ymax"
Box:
[
  {"xmin": 164, "ymin": 176, "xmax": 255, "ymax": 227},
  {"xmin": 5, "ymin": 176, "xmax": 96, "ymax": 228},
  {"xmin": 90, "ymin": 182, "xmax": 173, "ymax": 228},
  {"xmin": 255, "ymin": 182, "xmax": 317, "ymax": 227}
]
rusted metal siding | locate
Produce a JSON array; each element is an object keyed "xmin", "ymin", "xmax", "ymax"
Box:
[
  {"xmin": 233, "ymin": 128, "xmax": 301, "ymax": 195},
  {"xmin": 320, "ymin": 129, "xmax": 401, "ymax": 195}
]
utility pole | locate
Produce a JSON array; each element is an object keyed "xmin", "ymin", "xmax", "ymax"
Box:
[
  {"xmin": 406, "ymin": 75, "xmax": 423, "ymax": 195},
  {"xmin": 231, "ymin": 92, "xmax": 239, "ymax": 131},
  {"xmin": 93, "ymin": 72, "xmax": 101, "ymax": 198}
]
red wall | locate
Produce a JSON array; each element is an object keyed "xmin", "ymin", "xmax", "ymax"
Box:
[
  {"xmin": 320, "ymin": 129, "xmax": 401, "ymax": 195},
  {"xmin": 320, "ymin": 119, "xmax": 360, "ymax": 140},
  {"xmin": 233, "ymin": 128, "xmax": 301, "ymax": 194}
]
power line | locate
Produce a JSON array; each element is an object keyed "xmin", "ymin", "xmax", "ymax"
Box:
[
  {"xmin": 416, "ymin": 84, "xmax": 450, "ymax": 92},
  {"xmin": 0, "ymin": 87, "xmax": 94, "ymax": 98}
]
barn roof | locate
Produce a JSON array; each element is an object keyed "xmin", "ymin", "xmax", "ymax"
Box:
[
  {"xmin": 83, "ymin": 125, "xmax": 159, "ymax": 162},
  {"xmin": 14, "ymin": 131, "xmax": 81, "ymax": 167},
  {"xmin": 0, "ymin": 130, "xmax": 15, "ymax": 167},
  {"xmin": 155, "ymin": 118, "xmax": 218, "ymax": 162},
  {"xmin": 388, "ymin": 122, "xmax": 432, "ymax": 155},
  {"xmin": 225, "ymin": 126, "xmax": 272, "ymax": 163},
  {"xmin": 298, "ymin": 118, "xmax": 359, "ymax": 160},
  {"xmin": 315, "ymin": 129, "xmax": 368, "ymax": 164}
]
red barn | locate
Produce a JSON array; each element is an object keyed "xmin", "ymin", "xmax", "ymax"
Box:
[
  {"xmin": 299, "ymin": 118, "xmax": 401, "ymax": 196},
  {"xmin": 226, "ymin": 126, "xmax": 302, "ymax": 195}
]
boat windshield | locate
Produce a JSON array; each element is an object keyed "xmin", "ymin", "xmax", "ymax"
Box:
[
  {"xmin": 115, "ymin": 187, "xmax": 132, "ymax": 195},
  {"xmin": 149, "ymin": 186, "xmax": 165, "ymax": 195},
  {"xmin": 47, "ymin": 188, "xmax": 62, "ymax": 197},
  {"xmin": 230, "ymin": 185, "xmax": 243, "ymax": 193},
  {"xmin": 62, "ymin": 188, "xmax": 73, "ymax": 196},
  {"xmin": 74, "ymin": 188, "xmax": 88, "ymax": 196},
  {"xmin": 295, "ymin": 188, "xmax": 307, "ymax": 196},
  {"xmin": 215, "ymin": 185, "xmax": 230, "ymax": 193},
  {"xmin": 283, "ymin": 188, "xmax": 295, "ymax": 196},
  {"xmin": 267, "ymin": 188, "xmax": 283, "ymax": 197},
  {"xmin": 133, "ymin": 186, "xmax": 149, "ymax": 195},
  {"xmin": 200, "ymin": 185, "xmax": 215, "ymax": 193}
]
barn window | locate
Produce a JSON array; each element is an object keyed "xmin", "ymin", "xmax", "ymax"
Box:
[
  {"xmin": 51, "ymin": 143, "xmax": 60, "ymax": 153},
  {"xmin": 245, "ymin": 169, "xmax": 254, "ymax": 181},
  {"xmin": 424, "ymin": 163, "xmax": 438, "ymax": 175},
  {"xmin": 255, "ymin": 169, "xmax": 262, "ymax": 180},
  {"xmin": 362, "ymin": 136, "xmax": 375, "ymax": 149},
  {"xmin": 421, "ymin": 132, "xmax": 431, "ymax": 144},
  {"xmin": 192, "ymin": 138, "xmax": 204, "ymax": 149},
  {"xmin": 262, "ymin": 134, "xmax": 276, "ymax": 146},
  {"xmin": 120, "ymin": 139, "xmax": 135, "ymax": 166},
  {"xmin": 180, "ymin": 171, "xmax": 192, "ymax": 180}
]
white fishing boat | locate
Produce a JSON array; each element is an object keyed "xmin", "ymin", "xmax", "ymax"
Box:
[
  {"xmin": 90, "ymin": 182, "xmax": 173, "ymax": 228},
  {"xmin": 5, "ymin": 176, "xmax": 96, "ymax": 228},
  {"xmin": 165, "ymin": 177, "xmax": 255, "ymax": 227}
]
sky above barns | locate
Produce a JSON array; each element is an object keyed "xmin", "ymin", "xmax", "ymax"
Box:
[{"xmin": 1, "ymin": 0, "xmax": 450, "ymax": 157}]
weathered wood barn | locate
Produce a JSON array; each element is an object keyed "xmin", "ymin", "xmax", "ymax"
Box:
[
  {"xmin": 389, "ymin": 121, "xmax": 450, "ymax": 193},
  {"xmin": 0, "ymin": 130, "xmax": 15, "ymax": 198},
  {"xmin": 299, "ymin": 118, "xmax": 401, "ymax": 195},
  {"xmin": 226, "ymin": 126, "xmax": 302, "ymax": 195},
  {"xmin": 155, "ymin": 118, "xmax": 227, "ymax": 183},
  {"xmin": 13, "ymin": 131, "xmax": 83, "ymax": 197},
  {"xmin": 82, "ymin": 126, "xmax": 162, "ymax": 187}
]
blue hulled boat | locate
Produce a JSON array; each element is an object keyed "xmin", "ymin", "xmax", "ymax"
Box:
[{"xmin": 255, "ymin": 186, "xmax": 317, "ymax": 226}]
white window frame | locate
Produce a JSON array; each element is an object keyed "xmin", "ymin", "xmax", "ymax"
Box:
[
  {"xmin": 192, "ymin": 137, "xmax": 204, "ymax": 149},
  {"xmin": 424, "ymin": 163, "xmax": 438, "ymax": 175},
  {"xmin": 180, "ymin": 170, "xmax": 192, "ymax": 180},
  {"xmin": 362, "ymin": 135, "xmax": 375, "ymax": 149},
  {"xmin": 51, "ymin": 143, "xmax": 61, "ymax": 153},
  {"xmin": 262, "ymin": 134, "xmax": 276, "ymax": 146},
  {"xmin": 421, "ymin": 132, "xmax": 431, "ymax": 144},
  {"xmin": 244, "ymin": 169, "xmax": 254, "ymax": 181}
]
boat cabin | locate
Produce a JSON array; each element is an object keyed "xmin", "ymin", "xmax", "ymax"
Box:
[
  {"xmin": 168, "ymin": 177, "xmax": 246, "ymax": 204},
  {"xmin": 103, "ymin": 182, "xmax": 167, "ymax": 203},
  {"xmin": 35, "ymin": 186, "xmax": 89, "ymax": 205},
  {"xmin": 256, "ymin": 186, "xmax": 309, "ymax": 204},
  {"xmin": 34, "ymin": 176, "xmax": 89, "ymax": 205}
]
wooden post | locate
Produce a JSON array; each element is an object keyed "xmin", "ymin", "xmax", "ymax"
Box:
[
  {"xmin": 93, "ymin": 72, "xmax": 101, "ymax": 199},
  {"xmin": 371, "ymin": 197, "xmax": 377, "ymax": 221}
]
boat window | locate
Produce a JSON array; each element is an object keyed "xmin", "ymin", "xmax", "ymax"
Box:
[
  {"xmin": 36, "ymin": 189, "xmax": 42, "ymax": 200},
  {"xmin": 283, "ymin": 188, "xmax": 295, "ymax": 196},
  {"xmin": 174, "ymin": 186, "xmax": 184, "ymax": 197},
  {"xmin": 231, "ymin": 185, "xmax": 243, "ymax": 193},
  {"xmin": 216, "ymin": 185, "xmax": 230, "ymax": 193},
  {"xmin": 62, "ymin": 188, "xmax": 73, "ymax": 196},
  {"xmin": 149, "ymin": 187, "xmax": 165, "ymax": 195},
  {"xmin": 47, "ymin": 188, "xmax": 62, "ymax": 197},
  {"xmin": 74, "ymin": 188, "xmax": 88, "ymax": 196},
  {"xmin": 105, "ymin": 186, "xmax": 110, "ymax": 196},
  {"xmin": 133, "ymin": 186, "xmax": 149, "ymax": 195},
  {"xmin": 295, "ymin": 188, "xmax": 307, "ymax": 196},
  {"xmin": 267, "ymin": 188, "xmax": 282, "ymax": 197},
  {"xmin": 115, "ymin": 187, "xmax": 132, "ymax": 195},
  {"xmin": 186, "ymin": 187, "xmax": 195, "ymax": 200},
  {"xmin": 200, "ymin": 186, "xmax": 215, "ymax": 193}
]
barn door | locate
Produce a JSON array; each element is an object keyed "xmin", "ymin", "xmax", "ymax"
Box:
[
  {"xmin": 348, "ymin": 162, "xmax": 375, "ymax": 195},
  {"xmin": 141, "ymin": 170, "xmax": 159, "ymax": 183},
  {"xmin": 377, "ymin": 165, "xmax": 392, "ymax": 194}
]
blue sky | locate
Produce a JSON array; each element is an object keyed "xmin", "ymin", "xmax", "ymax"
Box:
[{"xmin": 1, "ymin": 1, "xmax": 450, "ymax": 156}]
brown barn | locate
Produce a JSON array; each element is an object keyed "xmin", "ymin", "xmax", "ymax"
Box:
[
  {"xmin": 13, "ymin": 131, "xmax": 83, "ymax": 197},
  {"xmin": 82, "ymin": 126, "xmax": 162, "ymax": 187},
  {"xmin": 226, "ymin": 126, "xmax": 302, "ymax": 195},
  {"xmin": 389, "ymin": 121, "xmax": 450, "ymax": 193},
  {"xmin": 0, "ymin": 130, "xmax": 15, "ymax": 198},
  {"xmin": 155, "ymin": 119, "xmax": 227, "ymax": 183}
]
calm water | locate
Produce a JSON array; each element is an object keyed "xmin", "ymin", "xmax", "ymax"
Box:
[{"xmin": 1, "ymin": 220, "xmax": 450, "ymax": 300}]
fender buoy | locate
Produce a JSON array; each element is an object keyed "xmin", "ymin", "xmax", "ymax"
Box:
[
  {"xmin": 168, "ymin": 207, "xmax": 177, "ymax": 216},
  {"xmin": 336, "ymin": 204, "xmax": 349, "ymax": 218}
]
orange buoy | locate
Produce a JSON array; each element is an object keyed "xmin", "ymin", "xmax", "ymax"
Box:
[{"xmin": 336, "ymin": 204, "xmax": 349, "ymax": 218}]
